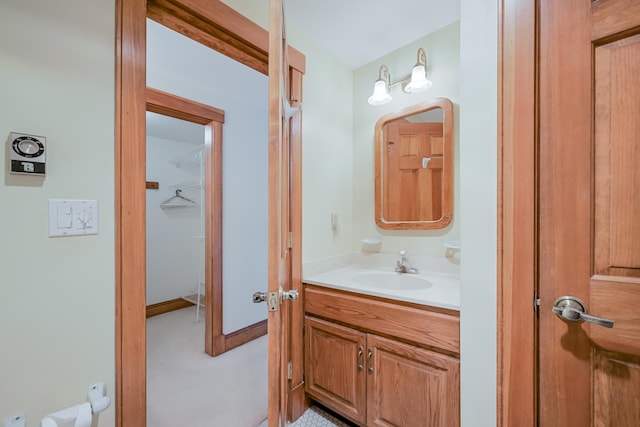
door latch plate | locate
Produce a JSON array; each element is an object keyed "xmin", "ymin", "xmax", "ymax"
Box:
[{"xmin": 267, "ymin": 291, "xmax": 279, "ymax": 311}]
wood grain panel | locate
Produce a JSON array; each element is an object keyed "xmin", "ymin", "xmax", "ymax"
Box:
[
  {"xmin": 591, "ymin": 0, "xmax": 640, "ymax": 42},
  {"xmin": 147, "ymin": 0, "xmax": 267, "ymax": 74},
  {"xmin": 590, "ymin": 276, "xmax": 640, "ymax": 356},
  {"xmin": 304, "ymin": 285, "xmax": 459, "ymax": 355},
  {"xmin": 496, "ymin": 0, "xmax": 537, "ymax": 424},
  {"xmin": 537, "ymin": 0, "xmax": 593, "ymax": 423},
  {"xmin": 367, "ymin": 334, "xmax": 459, "ymax": 427},
  {"xmin": 594, "ymin": 34, "xmax": 640, "ymax": 273},
  {"xmin": 205, "ymin": 120, "xmax": 224, "ymax": 356},
  {"xmin": 385, "ymin": 122, "xmax": 443, "ymax": 222},
  {"xmin": 147, "ymin": 0, "xmax": 305, "ymax": 75},
  {"xmin": 115, "ymin": 0, "xmax": 147, "ymax": 425},
  {"xmin": 146, "ymin": 298, "xmax": 194, "ymax": 317},
  {"xmin": 593, "ymin": 349, "xmax": 640, "ymax": 425},
  {"xmin": 305, "ymin": 316, "xmax": 367, "ymax": 425},
  {"xmin": 146, "ymin": 87, "xmax": 225, "ymax": 124},
  {"xmin": 593, "ymin": 39, "xmax": 613, "ymax": 276},
  {"xmin": 223, "ymin": 320, "xmax": 267, "ymax": 351}
]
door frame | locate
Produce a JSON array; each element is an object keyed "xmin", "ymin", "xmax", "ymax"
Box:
[
  {"xmin": 115, "ymin": 1, "xmax": 306, "ymax": 425},
  {"xmin": 497, "ymin": 0, "xmax": 537, "ymax": 425},
  {"xmin": 145, "ymin": 87, "xmax": 228, "ymax": 356}
]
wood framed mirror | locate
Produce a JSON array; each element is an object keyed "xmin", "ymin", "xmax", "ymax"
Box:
[{"xmin": 374, "ymin": 97, "xmax": 454, "ymax": 230}]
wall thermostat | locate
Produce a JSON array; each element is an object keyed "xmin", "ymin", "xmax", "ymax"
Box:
[{"xmin": 9, "ymin": 132, "xmax": 46, "ymax": 175}]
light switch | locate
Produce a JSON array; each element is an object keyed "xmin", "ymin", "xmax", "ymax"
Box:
[
  {"xmin": 331, "ymin": 213, "xmax": 338, "ymax": 231},
  {"xmin": 48, "ymin": 199, "xmax": 99, "ymax": 237},
  {"xmin": 57, "ymin": 206, "xmax": 73, "ymax": 228}
]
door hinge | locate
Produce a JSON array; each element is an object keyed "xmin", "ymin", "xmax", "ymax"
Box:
[
  {"xmin": 287, "ymin": 360, "xmax": 293, "ymax": 380},
  {"xmin": 534, "ymin": 292, "xmax": 541, "ymax": 312},
  {"xmin": 287, "ymin": 232, "xmax": 293, "ymax": 249}
]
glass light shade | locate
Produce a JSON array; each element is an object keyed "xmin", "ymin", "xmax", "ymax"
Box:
[
  {"xmin": 404, "ymin": 64, "xmax": 432, "ymax": 93},
  {"xmin": 368, "ymin": 79, "xmax": 392, "ymax": 105}
]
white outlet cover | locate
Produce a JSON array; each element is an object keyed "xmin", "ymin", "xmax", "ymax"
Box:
[
  {"xmin": 48, "ymin": 199, "xmax": 99, "ymax": 237},
  {"xmin": 3, "ymin": 413, "xmax": 26, "ymax": 427}
]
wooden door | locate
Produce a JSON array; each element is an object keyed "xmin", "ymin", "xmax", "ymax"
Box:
[
  {"xmin": 538, "ymin": 0, "xmax": 640, "ymax": 424},
  {"xmin": 366, "ymin": 334, "xmax": 459, "ymax": 427},
  {"xmin": 267, "ymin": 0, "xmax": 298, "ymax": 425},
  {"xmin": 384, "ymin": 122, "xmax": 443, "ymax": 221}
]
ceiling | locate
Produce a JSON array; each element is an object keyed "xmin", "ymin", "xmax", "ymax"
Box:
[
  {"xmin": 146, "ymin": 111, "xmax": 205, "ymax": 145},
  {"xmin": 281, "ymin": 0, "xmax": 461, "ymax": 69}
]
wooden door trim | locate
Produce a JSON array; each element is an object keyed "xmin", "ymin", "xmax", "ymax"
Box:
[
  {"xmin": 145, "ymin": 87, "xmax": 228, "ymax": 356},
  {"xmin": 115, "ymin": 0, "xmax": 147, "ymax": 425},
  {"xmin": 146, "ymin": 87, "xmax": 225, "ymax": 124},
  {"xmin": 115, "ymin": 1, "xmax": 306, "ymax": 425},
  {"xmin": 497, "ymin": 0, "xmax": 537, "ymax": 425},
  {"xmin": 146, "ymin": 298, "xmax": 194, "ymax": 317},
  {"xmin": 146, "ymin": 0, "xmax": 305, "ymax": 75}
]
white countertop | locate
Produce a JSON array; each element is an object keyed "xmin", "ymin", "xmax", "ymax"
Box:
[{"xmin": 304, "ymin": 264, "xmax": 460, "ymax": 311}]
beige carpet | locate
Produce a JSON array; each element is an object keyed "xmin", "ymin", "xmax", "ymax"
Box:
[{"xmin": 147, "ymin": 306, "xmax": 268, "ymax": 427}]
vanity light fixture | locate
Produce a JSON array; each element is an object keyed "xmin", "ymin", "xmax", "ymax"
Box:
[
  {"xmin": 367, "ymin": 65, "xmax": 392, "ymax": 106},
  {"xmin": 367, "ymin": 47, "xmax": 432, "ymax": 106},
  {"xmin": 404, "ymin": 47, "xmax": 432, "ymax": 93}
]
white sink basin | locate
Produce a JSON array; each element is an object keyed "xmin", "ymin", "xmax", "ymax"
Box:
[{"xmin": 353, "ymin": 273, "xmax": 433, "ymax": 290}]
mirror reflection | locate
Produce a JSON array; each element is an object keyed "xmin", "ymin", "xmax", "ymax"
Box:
[{"xmin": 375, "ymin": 98, "xmax": 454, "ymax": 230}]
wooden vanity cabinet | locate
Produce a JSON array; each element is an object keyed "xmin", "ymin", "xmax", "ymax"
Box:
[
  {"xmin": 304, "ymin": 285, "xmax": 460, "ymax": 427},
  {"xmin": 305, "ymin": 316, "xmax": 367, "ymax": 424}
]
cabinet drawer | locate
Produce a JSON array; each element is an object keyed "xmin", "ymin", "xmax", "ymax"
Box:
[{"xmin": 304, "ymin": 284, "xmax": 460, "ymax": 355}]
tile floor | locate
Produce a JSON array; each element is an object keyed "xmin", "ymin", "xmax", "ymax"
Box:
[{"xmin": 257, "ymin": 405, "xmax": 355, "ymax": 427}]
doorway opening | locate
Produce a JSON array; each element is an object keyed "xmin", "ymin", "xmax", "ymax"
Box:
[
  {"xmin": 115, "ymin": 1, "xmax": 306, "ymax": 424},
  {"xmin": 143, "ymin": 22, "xmax": 270, "ymax": 424}
]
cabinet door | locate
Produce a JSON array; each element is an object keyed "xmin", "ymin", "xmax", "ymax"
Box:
[
  {"xmin": 305, "ymin": 316, "xmax": 367, "ymax": 425},
  {"xmin": 367, "ymin": 334, "xmax": 460, "ymax": 427}
]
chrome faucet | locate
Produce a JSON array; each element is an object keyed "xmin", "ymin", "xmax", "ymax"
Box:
[{"xmin": 395, "ymin": 250, "xmax": 419, "ymax": 274}]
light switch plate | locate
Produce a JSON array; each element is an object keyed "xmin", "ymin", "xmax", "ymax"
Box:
[{"xmin": 48, "ymin": 199, "xmax": 99, "ymax": 237}]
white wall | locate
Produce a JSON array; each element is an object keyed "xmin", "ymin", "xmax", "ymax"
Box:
[
  {"xmin": 221, "ymin": 1, "xmax": 356, "ymax": 266},
  {"xmin": 353, "ymin": 22, "xmax": 461, "ymax": 257},
  {"xmin": 297, "ymin": 45, "xmax": 355, "ymax": 263},
  {"xmin": 146, "ymin": 134, "xmax": 203, "ymax": 305},
  {"xmin": 0, "ymin": 1, "xmax": 115, "ymax": 425},
  {"xmin": 147, "ymin": 20, "xmax": 269, "ymax": 333},
  {"xmin": 459, "ymin": 0, "xmax": 498, "ymax": 425}
]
